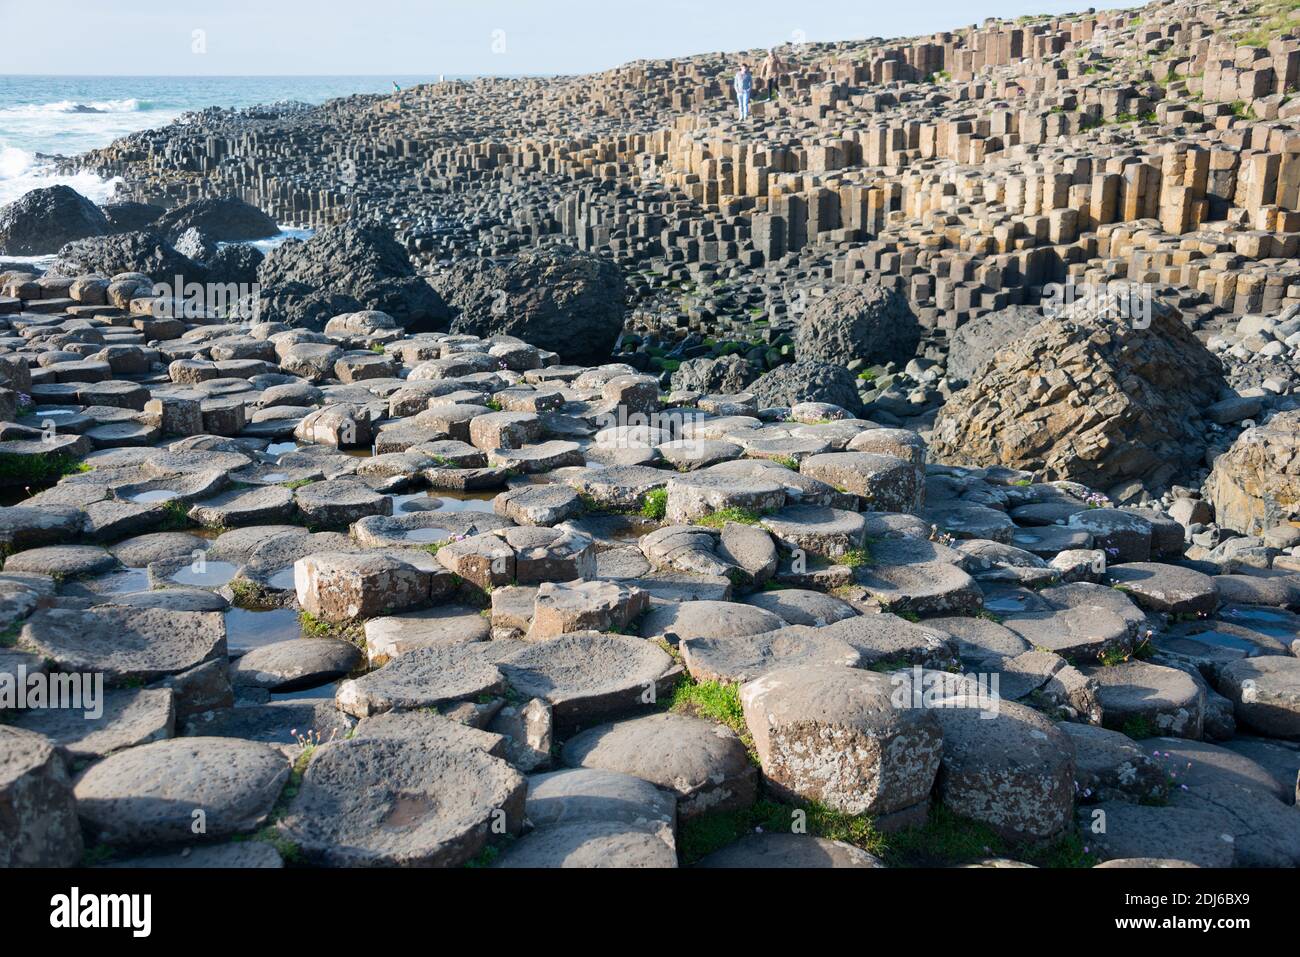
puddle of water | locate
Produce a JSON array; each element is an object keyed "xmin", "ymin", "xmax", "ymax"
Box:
[
  {"xmin": 266, "ymin": 566, "xmax": 297, "ymax": 591},
  {"xmin": 170, "ymin": 560, "xmax": 239, "ymax": 587},
  {"xmin": 271, "ymin": 681, "xmax": 339, "ymax": 703},
  {"xmin": 224, "ymin": 607, "xmax": 302, "ymax": 650},
  {"xmin": 130, "ymin": 489, "xmax": 179, "ymax": 504},
  {"xmin": 381, "ymin": 793, "xmax": 432, "ymax": 828},
  {"xmin": 87, "ymin": 567, "xmax": 150, "ymax": 594},
  {"xmin": 984, "ymin": 594, "xmax": 1032, "ymax": 614},
  {"xmin": 1221, "ymin": 606, "xmax": 1291, "ymax": 624},
  {"xmin": 1179, "ymin": 629, "xmax": 1259, "ymax": 654},
  {"xmin": 433, "ymin": 494, "xmax": 496, "ymax": 514},
  {"xmin": 401, "ymin": 527, "xmax": 452, "ymax": 543},
  {"xmin": 266, "ymin": 441, "xmax": 299, "ymax": 456},
  {"xmin": 33, "ymin": 406, "xmax": 78, "ymax": 417},
  {"xmin": 260, "ymin": 472, "xmax": 289, "ymax": 483}
]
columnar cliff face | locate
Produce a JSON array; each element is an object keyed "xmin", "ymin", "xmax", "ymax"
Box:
[{"xmin": 67, "ymin": 0, "xmax": 1300, "ymax": 348}]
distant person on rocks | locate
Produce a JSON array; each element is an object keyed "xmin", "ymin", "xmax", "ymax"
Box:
[
  {"xmin": 734, "ymin": 63, "xmax": 752, "ymax": 120},
  {"xmin": 762, "ymin": 48, "xmax": 785, "ymax": 99}
]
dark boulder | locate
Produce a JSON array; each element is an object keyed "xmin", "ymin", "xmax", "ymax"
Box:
[
  {"xmin": 206, "ymin": 243, "xmax": 264, "ymax": 286},
  {"xmin": 747, "ymin": 361, "xmax": 865, "ymax": 415},
  {"xmin": 670, "ymin": 353, "xmax": 757, "ymax": 394},
  {"xmin": 47, "ymin": 230, "xmax": 205, "ymax": 284},
  {"xmin": 254, "ymin": 283, "xmax": 364, "ymax": 328},
  {"xmin": 0, "ymin": 186, "xmax": 110, "ymax": 256},
  {"xmin": 435, "ymin": 245, "xmax": 625, "ymax": 364},
  {"xmin": 796, "ymin": 282, "xmax": 920, "ymax": 367},
  {"xmin": 100, "ymin": 201, "xmax": 165, "ymax": 233},
  {"xmin": 155, "ymin": 196, "xmax": 278, "ymax": 243},
  {"xmin": 258, "ymin": 221, "xmax": 447, "ymax": 330}
]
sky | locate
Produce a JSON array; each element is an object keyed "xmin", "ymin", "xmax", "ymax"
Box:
[{"xmin": 2, "ymin": 0, "xmax": 1141, "ymax": 76}]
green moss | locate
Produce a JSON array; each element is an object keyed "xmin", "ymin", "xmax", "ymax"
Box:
[
  {"xmin": 838, "ymin": 547, "xmax": 871, "ymax": 569},
  {"xmin": 667, "ymin": 676, "xmax": 747, "ymax": 740},
  {"xmin": 281, "ymin": 478, "xmax": 315, "ymax": 490},
  {"xmin": 297, "ymin": 610, "xmax": 363, "ymax": 644},
  {"xmin": 0, "ymin": 452, "xmax": 88, "ymax": 488},
  {"xmin": 770, "ymin": 456, "xmax": 800, "ymax": 471},
  {"xmin": 154, "ymin": 499, "xmax": 194, "ymax": 531},
  {"xmin": 1121, "ymin": 715, "xmax": 1158, "ymax": 740},
  {"xmin": 695, "ymin": 507, "xmax": 765, "ymax": 529},
  {"xmin": 640, "ymin": 487, "xmax": 667, "ymax": 520},
  {"xmin": 463, "ymin": 843, "xmax": 504, "ymax": 868}
]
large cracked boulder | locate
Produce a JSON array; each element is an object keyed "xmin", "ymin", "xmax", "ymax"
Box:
[
  {"xmin": 1206, "ymin": 410, "xmax": 1300, "ymax": 535},
  {"xmin": 0, "ymin": 185, "xmax": 110, "ymax": 255},
  {"xmin": 796, "ymin": 282, "xmax": 921, "ymax": 367},
  {"xmin": 944, "ymin": 305, "xmax": 1046, "ymax": 386},
  {"xmin": 258, "ymin": 221, "xmax": 448, "ymax": 330},
  {"xmin": 931, "ymin": 308, "xmax": 1225, "ymax": 491},
  {"xmin": 154, "ymin": 196, "xmax": 278, "ymax": 243},
  {"xmin": 747, "ymin": 361, "xmax": 865, "ymax": 415},
  {"xmin": 437, "ymin": 245, "xmax": 626, "ymax": 364},
  {"xmin": 48, "ymin": 229, "xmax": 205, "ymax": 284}
]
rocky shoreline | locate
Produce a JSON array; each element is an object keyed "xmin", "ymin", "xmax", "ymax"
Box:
[{"xmin": 1, "ymin": 0, "xmax": 1299, "ymax": 869}]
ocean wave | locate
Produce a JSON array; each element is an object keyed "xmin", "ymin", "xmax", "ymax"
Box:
[
  {"xmin": 0, "ymin": 145, "xmax": 123, "ymax": 208},
  {"xmin": 0, "ymin": 97, "xmax": 151, "ymax": 116}
]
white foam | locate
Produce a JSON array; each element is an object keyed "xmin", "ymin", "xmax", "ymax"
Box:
[
  {"xmin": 0, "ymin": 97, "xmax": 147, "ymax": 116},
  {"xmin": 0, "ymin": 145, "xmax": 123, "ymax": 209}
]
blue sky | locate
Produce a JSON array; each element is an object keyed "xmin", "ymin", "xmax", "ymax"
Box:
[{"xmin": 5, "ymin": 0, "xmax": 1140, "ymax": 76}]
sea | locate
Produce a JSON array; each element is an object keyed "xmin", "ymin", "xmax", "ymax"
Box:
[{"xmin": 0, "ymin": 74, "xmax": 446, "ymax": 208}]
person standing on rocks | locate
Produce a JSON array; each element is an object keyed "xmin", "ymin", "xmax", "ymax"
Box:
[
  {"xmin": 734, "ymin": 63, "xmax": 753, "ymax": 120},
  {"xmin": 761, "ymin": 48, "xmax": 785, "ymax": 99}
]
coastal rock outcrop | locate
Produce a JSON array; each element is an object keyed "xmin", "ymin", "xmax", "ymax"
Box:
[
  {"xmin": 748, "ymin": 361, "xmax": 865, "ymax": 415},
  {"xmin": 0, "ymin": 185, "xmax": 110, "ymax": 256},
  {"xmin": 796, "ymin": 282, "xmax": 920, "ymax": 368},
  {"xmin": 437, "ymin": 245, "xmax": 626, "ymax": 364},
  {"xmin": 47, "ymin": 229, "xmax": 205, "ymax": 284},
  {"xmin": 258, "ymin": 221, "xmax": 447, "ymax": 330},
  {"xmin": 931, "ymin": 307, "xmax": 1226, "ymax": 492},
  {"xmin": 155, "ymin": 196, "xmax": 279, "ymax": 243}
]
